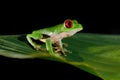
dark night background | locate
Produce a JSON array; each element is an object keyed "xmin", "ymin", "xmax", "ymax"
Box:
[{"xmin": 0, "ymin": 2, "xmax": 120, "ymax": 80}]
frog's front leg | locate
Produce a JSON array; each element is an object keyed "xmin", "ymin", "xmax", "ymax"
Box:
[
  {"xmin": 45, "ymin": 38, "xmax": 54, "ymax": 55},
  {"xmin": 26, "ymin": 32, "xmax": 43, "ymax": 50}
]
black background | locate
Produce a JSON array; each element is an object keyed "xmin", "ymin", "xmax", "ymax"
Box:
[
  {"xmin": 1, "ymin": 2, "xmax": 120, "ymax": 35},
  {"xmin": 0, "ymin": 1, "xmax": 119, "ymax": 80},
  {"xmin": 1, "ymin": 10, "xmax": 120, "ymax": 35}
]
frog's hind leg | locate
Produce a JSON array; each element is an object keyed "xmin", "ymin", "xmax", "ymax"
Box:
[
  {"xmin": 54, "ymin": 40, "xmax": 71, "ymax": 56},
  {"xmin": 54, "ymin": 40, "xmax": 67, "ymax": 56}
]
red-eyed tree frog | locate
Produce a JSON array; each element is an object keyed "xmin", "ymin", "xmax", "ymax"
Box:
[{"xmin": 26, "ymin": 19, "xmax": 83, "ymax": 56}]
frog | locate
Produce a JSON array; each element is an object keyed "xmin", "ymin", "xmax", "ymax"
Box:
[{"xmin": 26, "ymin": 19, "xmax": 83, "ymax": 56}]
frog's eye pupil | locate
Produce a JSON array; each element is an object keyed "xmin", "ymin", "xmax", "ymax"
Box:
[{"xmin": 65, "ymin": 19, "xmax": 73, "ymax": 28}]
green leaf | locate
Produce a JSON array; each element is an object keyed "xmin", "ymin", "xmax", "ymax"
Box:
[{"xmin": 0, "ymin": 33, "xmax": 120, "ymax": 80}]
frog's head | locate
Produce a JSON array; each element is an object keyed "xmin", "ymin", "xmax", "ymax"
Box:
[{"xmin": 61, "ymin": 19, "xmax": 83, "ymax": 33}]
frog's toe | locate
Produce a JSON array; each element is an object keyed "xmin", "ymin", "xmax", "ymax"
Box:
[
  {"xmin": 60, "ymin": 49, "xmax": 72, "ymax": 56},
  {"xmin": 61, "ymin": 50, "xmax": 67, "ymax": 56},
  {"xmin": 63, "ymin": 43, "xmax": 68, "ymax": 47},
  {"xmin": 63, "ymin": 48, "xmax": 72, "ymax": 54},
  {"xmin": 34, "ymin": 45, "xmax": 42, "ymax": 50}
]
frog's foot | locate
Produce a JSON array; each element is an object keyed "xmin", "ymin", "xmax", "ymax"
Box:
[
  {"xmin": 54, "ymin": 47, "xmax": 71, "ymax": 56},
  {"xmin": 34, "ymin": 45, "xmax": 42, "ymax": 50},
  {"xmin": 63, "ymin": 43, "xmax": 68, "ymax": 47},
  {"xmin": 63, "ymin": 48, "xmax": 72, "ymax": 54}
]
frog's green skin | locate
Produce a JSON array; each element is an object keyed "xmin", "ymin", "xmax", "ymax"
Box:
[{"xmin": 26, "ymin": 19, "xmax": 83, "ymax": 56}]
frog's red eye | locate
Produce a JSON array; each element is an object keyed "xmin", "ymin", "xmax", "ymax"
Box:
[{"xmin": 65, "ymin": 19, "xmax": 73, "ymax": 28}]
